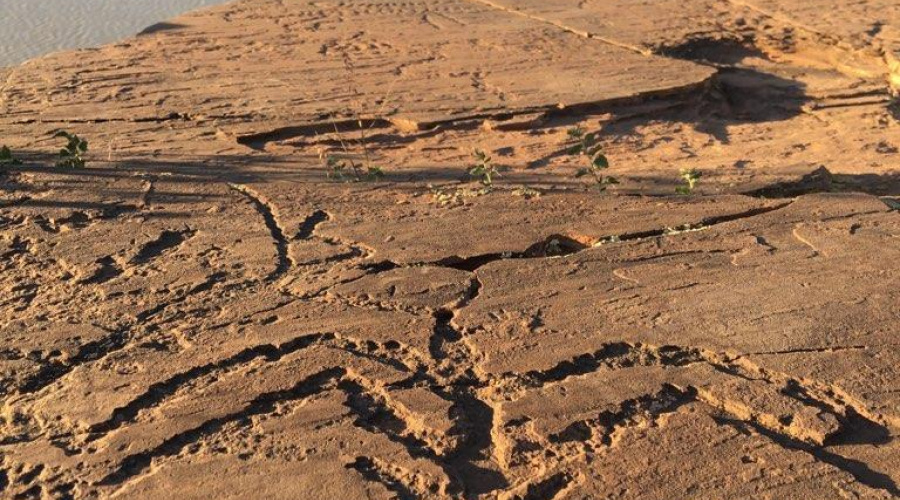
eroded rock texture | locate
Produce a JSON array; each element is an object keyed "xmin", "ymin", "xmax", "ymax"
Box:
[{"xmin": 1, "ymin": 0, "xmax": 899, "ymax": 498}]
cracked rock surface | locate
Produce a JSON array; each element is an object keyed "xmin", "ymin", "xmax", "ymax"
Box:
[{"xmin": 1, "ymin": 0, "xmax": 899, "ymax": 498}]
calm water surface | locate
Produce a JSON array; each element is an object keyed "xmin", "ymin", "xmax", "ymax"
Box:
[{"xmin": 0, "ymin": 0, "xmax": 230, "ymax": 67}]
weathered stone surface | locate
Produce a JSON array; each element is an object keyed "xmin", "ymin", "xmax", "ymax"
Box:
[
  {"xmin": 1, "ymin": 0, "xmax": 899, "ymax": 498},
  {"xmin": 0, "ymin": 0, "xmax": 713, "ymax": 128}
]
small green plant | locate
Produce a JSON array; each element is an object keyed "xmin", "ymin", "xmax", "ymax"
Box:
[
  {"xmin": 676, "ymin": 168, "xmax": 702, "ymax": 195},
  {"xmin": 0, "ymin": 145, "xmax": 21, "ymax": 166},
  {"xmin": 320, "ymin": 54, "xmax": 391, "ymax": 183},
  {"xmin": 54, "ymin": 130, "xmax": 88, "ymax": 168},
  {"xmin": 469, "ymin": 149, "xmax": 499, "ymax": 188},
  {"xmin": 567, "ymin": 127, "xmax": 617, "ymax": 191},
  {"xmin": 345, "ymin": 117, "xmax": 385, "ymax": 182},
  {"xmin": 319, "ymin": 136, "xmax": 384, "ymax": 183},
  {"xmin": 366, "ymin": 165, "xmax": 385, "ymax": 180},
  {"xmin": 321, "ymin": 151, "xmax": 351, "ymax": 182}
]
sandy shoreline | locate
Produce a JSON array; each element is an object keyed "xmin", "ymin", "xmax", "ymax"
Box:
[{"xmin": 1, "ymin": 0, "xmax": 899, "ymax": 498}]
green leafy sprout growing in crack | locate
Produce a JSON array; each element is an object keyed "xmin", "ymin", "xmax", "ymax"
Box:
[
  {"xmin": 568, "ymin": 127, "xmax": 617, "ymax": 191},
  {"xmin": 320, "ymin": 151, "xmax": 352, "ymax": 182},
  {"xmin": 319, "ymin": 53, "xmax": 390, "ymax": 183},
  {"xmin": 469, "ymin": 149, "xmax": 500, "ymax": 189},
  {"xmin": 319, "ymin": 118, "xmax": 385, "ymax": 183},
  {"xmin": 54, "ymin": 130, "xmax": 88, "ymax": 168},
  {"xmin": 676, "ymin": 168, "xmax": 702, "ymax": 195},
  {"xmin": 0, "ymin": 145, "xmax": 22, "ymax": 166},
  {"xmin": 427, "ymin": 149, "xmax": 497, "ymax": 205},
  {"xmin": 319, "ymin": 147, "xmax": 383, "ymax": 183}
]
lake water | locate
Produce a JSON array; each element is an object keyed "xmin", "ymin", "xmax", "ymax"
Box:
[{"xmin": 0, "ymin": 0, "xmax": 230, "ymax": 67}]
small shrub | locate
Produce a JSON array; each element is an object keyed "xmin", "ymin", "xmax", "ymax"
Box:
[
  {"xmin": 325, "ymin": 57, "xmax": 391, "ymax": 183},
  {"xmin": 319, "ymin": 148, "xmax": 383, "ymax": 183},
  {"xmin": 365, "ymin": 165, "xmax": 385, "ymax": 181},
  {"xmin": 0, "ymin": 146, "xmax": 21, "ymax": 166},
  {"xmin": 568, "ymin": 127, "xmax": 617, "ymax": 191},
  {"xmin": 469, "ymin": 149, "xmax": 499, "ymax": 188},
  {"xmin": 676, "ymin": 168, "xmax": 702, "ymax": 195},
  {"xmin": 347, "ymin": 118, "xmax": 385, "ymax": 182},
  {"xmin": 54, "ymin": 131, "xmax": 88, "ymax": 168},
  {"xmin": 321, "ymin": 152, "xmax": 351, "ymax": 182}
]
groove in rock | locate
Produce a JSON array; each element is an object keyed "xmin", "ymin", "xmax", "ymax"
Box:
[
  {"xmin": 18, "ymin": 328, "xmax": 131, "ymax": 394},
  {"xmin": 343, "ymin": 380, "xmax": 441, "ymax": 461},
  {"xmin": 343, "ymin": 370, "xmax": 504, "ymax": 496},
  {"xmin": 746, "ymin": 345, "xmax": 868, "ymax": 356},
  {"xmin": 88, "ymin": 333, "xmax": 333, "ymax": 437},
  {"xmin": 296, "ymin": 210, "xmax": 330, "ymax": 240},
  {"xmin": 517, "ymin": 472, "xmax": 575, "ymax": 500},
  {"xmin": 429, "ymin": 309, "xmax": 463, "ymax": 362},
  {"xmin": 228, "ymin": 183, "xmax": 294, "ymax": 281},
  {"xmin": 552, "ymin": 384, "xmax": 696, "ymax": 447},
  {"xmin": 17, "ymin": 272, "xmax": 230, "ymax": 395},
  {"xmin": 780, "ymin": 380, "xmax": 891, "ymax": 447},
  {"xmin": 612, "ymin": 200, "xmax": 794, "ymax": 242},
  {"xmin": 462, "ymin": 0, "xmax": 650, "ymax": 56},
  {"xmin": 98, "ymin": 368, "xmax": 344, "ymax": 486},
  {"xmin": 130, "ymin": 228, "xmax": 196, "ymax": 265},
  {"xmin": 436, "ymin": 384, "xmax": 508, "ymax": 497},
  {"xmin": 366, "ymin": 202, "xmax": 795, "ymax": 277},
  {"xmin": 235, "ymin": 79, "xmax": 714, "ymax": 152},
  {"xmin": 346, "ymin": 456, "xmax": 425, "ymax": 500},
  {"xmin": 519, "ymin": 343, "xmax": 704, "ymax": 388},
  {"xmin": 80, "ymin": 256, "xmax": 123, "ymax": 285},
  {"xmin": 715, "ymin": 416, "xmax": 900, "ymax": 496}
]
